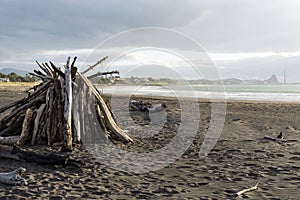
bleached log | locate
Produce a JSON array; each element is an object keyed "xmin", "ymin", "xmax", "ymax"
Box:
[
  {"xmin": 31, "ymin": 104, "xmax": 46, "ymax": 144},
  {"xmin": 0, "ymin": 136, "xmax": 20, "ymax": 145},
  {"xmin": 78, "ymin": 72, "xmax": 133, "ymax": 142},
  {"xmin": 62, "ymin": 57, "xmax": 73, "ymax": 151},
  {"xmin": 16, "ymin": 108, "xmax": 33, "ymax": 146},
  {"xmin": 236, "ymin": 182, "xmax": 259, "ymax": 196},
  {"xmin": 0, "ymin": 167, "xmax": 27, "ymax": 186},
  {"xmin": 78, "ymin": 83, "xmax": 85, "ymax": 141}
]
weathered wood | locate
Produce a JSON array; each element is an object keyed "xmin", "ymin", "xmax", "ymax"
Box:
[
  {"xmin": 50, "ymin": 78, "xmax": 60, "ymax": 144},
  {"xmin": 78, "ymin": 83, "xmax": 85, "ymax": 142},
  {"xmin": 96, "ymin": 104, "xmax": 107, "ymax": 137},
  {"xmin": 0, "ymin": 167, "xmax": 27, "ymax": 186},
  {"xmin": 0, "ymin": 56, "xmax": 134, "ymax": 150},
  {"xmin": 31, "ymin": 104, "xmax": 46, "ymax": 144},
  {"xmin": 49, "ymin": 61, "xmax": 66, "ymax": 79},
  {"xmin": 72, "ymin": 93, "xmax": 80, "ymax": 142},
  {"xmin": 16, "ymin": 109, "xmax": 33, "ymax": 146},
  {"xmin": 236, "ymin": 182, "xmax": 259, "ymax": 196},
  {"xmin": 0, "ymin": 136, "xmax": 19, "ymax": 145},
  {"xmin": 81, "ymin": 56, "xmax": 108, "ymax": 74},
  {"xmin": 62, "ymin": 57, "xmax": 73, "ymax": 151},
  {"xmin": 78, "ymin": 72, "xmax": 133, "ymax": 142},
  {"xmin": 47, "ymin": 88, "xmax": 54, "ymax": 145},
  {"xmin": 36, "ymin": 61, "xmax": 53, "ymax": 77},
  {"xmin": 88, "ymin": 70, "xmax": 119, "ymax": 79}
]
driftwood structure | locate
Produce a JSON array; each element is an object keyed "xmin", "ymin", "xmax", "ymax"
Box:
[
  {"xmin": 0, "ymin": 56, "xmax": 132, "ymax": 147},
  {"xmin": 0, "ymin": 57, "xmax": 133, "ymax": 172},
  {"xmin": 0, "ymin": 56, "xmax": 133, "ymax": 184}
]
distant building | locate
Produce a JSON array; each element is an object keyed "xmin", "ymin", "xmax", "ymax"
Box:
[{"xmin": 0, "ymin": 78, "xmax": 9, "ymax": 82}]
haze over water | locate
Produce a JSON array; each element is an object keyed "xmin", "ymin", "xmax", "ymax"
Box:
[{"xmin": 98, "ymin": 84, "xmax": 300, "ymax": 102}]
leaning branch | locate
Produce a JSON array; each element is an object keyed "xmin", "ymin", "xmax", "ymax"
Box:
[{"xmin": 81, "ymin": 56, "xmax": 108, "ymax": 74}]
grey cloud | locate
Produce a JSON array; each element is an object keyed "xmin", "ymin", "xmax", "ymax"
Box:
[
  {"xmin": 180, "ymin": 0, "xmax": 300, "ymax": 52},
  {"xmin": 0, "ymin": 0, "xmax": 203, "ymax": 50},
  {"xmin": 1, "ymin": 0, "xmax": 300, "ymax": 82}
]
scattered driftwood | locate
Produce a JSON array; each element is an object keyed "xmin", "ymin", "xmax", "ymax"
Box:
[
  {"xmin": 264, "ymin": 132, "xmax": 285, "ymax": 141},
  {"xmin": 0, "ymin": 56, "xmax": 133, "ymax": 151},
  {"xmin": 236, "ymin": 182, "xmax": 259, "ymax": 196},
  {"xmin": 0, "ymin": 167, "xmax": 27, "ymax": 186},
  {"xmin": 129, "ymin": 100, "xmax": 167, "ymax": 112}
]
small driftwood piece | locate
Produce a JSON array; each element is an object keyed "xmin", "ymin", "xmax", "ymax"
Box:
[
  {"xmin": 236, "ymin": 182, "xmax": 259, "ymax": 196},
  {"xmin": 0, "ymin": 167, "xmax": 27, "ymax": 186}
]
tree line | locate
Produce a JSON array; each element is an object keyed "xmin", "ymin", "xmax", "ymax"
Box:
[{"xmin": 0, "ymin": 72, "xmax": 39, "ymax": 82}]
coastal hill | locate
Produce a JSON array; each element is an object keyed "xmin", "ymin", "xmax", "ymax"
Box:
[{"xmin": 118, "ymin": 74, "xmax": 282, "ymax": 85}]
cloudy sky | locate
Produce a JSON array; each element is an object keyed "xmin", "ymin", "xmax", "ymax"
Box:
[{"xmin": 1, "ymin": 0, "xmax": 300, "ymax": 82}]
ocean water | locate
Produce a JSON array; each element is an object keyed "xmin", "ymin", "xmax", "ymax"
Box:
[{"xmin": 97, "ymin": 84, "xmax": 300, "ymax": 102}]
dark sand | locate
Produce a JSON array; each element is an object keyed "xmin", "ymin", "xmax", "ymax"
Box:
[{"xmin": 0, "ymin": 86, "xmax": 299, "ymax": 199}]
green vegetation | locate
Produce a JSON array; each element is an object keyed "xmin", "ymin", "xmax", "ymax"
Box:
[{"xmin": 0, "ymin": 72, "xmax": 39, "ymax": 82}]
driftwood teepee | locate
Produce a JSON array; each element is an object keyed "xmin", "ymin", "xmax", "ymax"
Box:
[{"xmin": 0, "ymin": 56, "xmax": 133, "ymax": 152}]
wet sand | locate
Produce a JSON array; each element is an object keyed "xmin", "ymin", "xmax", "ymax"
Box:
[{"xmin": 0, "ymin": 86, "xmax": 299, "ymax": 199}]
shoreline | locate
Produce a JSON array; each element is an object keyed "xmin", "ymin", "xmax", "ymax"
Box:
[
  {"xmin": 1, "ymin": 84, "xmax": 300, "ymax": 104},
  {"xmin": 103, "ymin": 93, "xmax": 300, "ymax": 105}
]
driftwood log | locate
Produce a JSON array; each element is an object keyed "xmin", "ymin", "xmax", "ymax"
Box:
[
  {"xmin": 236, "ymin": 182, "xmax": 259, "ymax": 196},
  {"xmin": 0, "ymin": 56, "xmax": 133, "ymax": 152},
  {"xmin": 0, "ymin": 167, "xmax": 27, "ymax": 186}
]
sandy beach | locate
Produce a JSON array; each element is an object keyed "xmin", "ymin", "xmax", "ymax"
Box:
[{"xmin": 0, "ymin": 86, "xmax": 299, "ymax": 199}]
